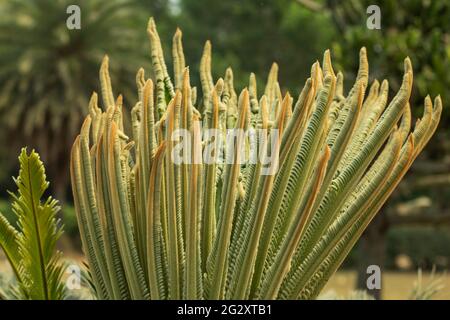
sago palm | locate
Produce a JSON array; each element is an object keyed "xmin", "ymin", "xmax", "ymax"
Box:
[{"xmin": 70, "ymin": 18, "xmax": 442, "ymax": 299}]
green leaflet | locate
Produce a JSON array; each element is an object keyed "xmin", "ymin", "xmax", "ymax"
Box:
[
  {"xmin": 230, "ymin": 95, "xmax": 291, "ymax": 299},
  {"xmin": 108, "ymin": 123, "xmax": 149, "ymax": 299},
  {"xmin": 185, "ymin": 117, "xmax": 203, "ymax": 299},
  {"xmin": 298, "ymin": 136, "xmax": 415, "ymax": 299},
  {"xmin": 258, "ymin": 146, "xmax": 331, "ymax": 299},
  {"xmin": 0, "ymin": 214, "xmax": 20, "ymax": 282},
  {"xmin": 206, "ymin": 89, "xmax": 250, "ymax": 299},
  {"xmin": 95, "ymin": 134, "xmax": 129, "ymax": 299},
  {"xmin": 201, "ymin": 89, "xmax": 220, "ymax": 270},
  {"xmin": 263, "ymin": 74, "xmax": 336, "ymax": 271},
  {"xmin": 280, "ymin": 130, "xmax": 403, "ymax": 299},
  {"xmin": 71, "ymin": 138, "xmax": 109, "ymax": 299},
  {"xmin": 147, "ymin": 143, "xmax": 168, "ymax": 299},
  {"xmin": 78, "ymin": 117, "xmax": 114, "ymax": 297},
  {"xmin": 164, "ymin": 93, "xmax": 185, "ymax": 299},
  {"xmin": 99, "ymin": 56, "xmax": 115, "ymax": 110},
  {"xmin": 296, "ymin": 67, "xmax": 412, "ymax": 265}
]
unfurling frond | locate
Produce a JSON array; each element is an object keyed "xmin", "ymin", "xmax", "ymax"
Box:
[{"xmin": 70, "ymin": 18, "xmax": 442, "ymax": 300}]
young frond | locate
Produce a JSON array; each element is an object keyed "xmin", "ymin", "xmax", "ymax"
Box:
[{"xmin": 70, "ymin": 18, "xmax": 442, "ymax": 300}]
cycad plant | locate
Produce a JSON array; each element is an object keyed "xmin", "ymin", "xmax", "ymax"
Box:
[
  {"xmin": 70, "ymin": 18, "xmax": 442, "ymax": 300},
  {"xmin": 0, "ymin": 149, "xmax": 66, "ymax": 300}
]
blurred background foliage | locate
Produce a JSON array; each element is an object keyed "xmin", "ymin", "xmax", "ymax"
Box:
[
  {"xmin": 0, "ymin": 0, "xmax": 448, "ymax": 297},
  {"xmin": 0, "ymin": 0, "xmax": 154, "ymax": 199}
]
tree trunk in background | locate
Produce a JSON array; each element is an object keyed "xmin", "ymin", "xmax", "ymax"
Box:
[{"xmin": 356, "ymin": 211, "xmax": 389, "ymax": 300}]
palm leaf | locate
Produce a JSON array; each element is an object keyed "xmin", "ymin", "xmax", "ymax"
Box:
[{"xmin": 3, "ymin": 148, "xmax": 67, "ymax": 300}]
